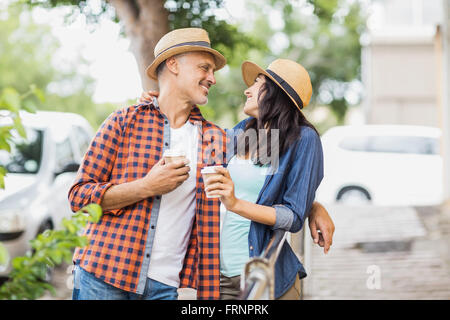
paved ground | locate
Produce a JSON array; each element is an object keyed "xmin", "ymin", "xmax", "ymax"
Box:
[
  {"xmin": 38, "ymin": 204, "xmax": 450, "ymax": 300},
  {"xmin": 302, "ymin": 204, "xmax": 450, "ymax": 300}
]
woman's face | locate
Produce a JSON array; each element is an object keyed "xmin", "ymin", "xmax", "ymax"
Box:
[{"xmin": 243, "ymin": 74, "xmax": 266, "ymax": 118}]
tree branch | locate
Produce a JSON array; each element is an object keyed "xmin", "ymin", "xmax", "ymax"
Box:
[{"xmin": 107, "ymin": 0, "xmax": 139, "ymax": 34}]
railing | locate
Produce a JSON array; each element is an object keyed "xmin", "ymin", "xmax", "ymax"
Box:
[
  {"xmin": 239, "ymin": 226, "xmax": 308, "ymax": 300},
  {"xmin": 239, "ymin": 229, "xmax": 288, "ymax": 300}
]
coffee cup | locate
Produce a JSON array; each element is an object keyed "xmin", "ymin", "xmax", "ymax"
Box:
[
  {"xmin": 201, "ymin": 166, "xmax": 224, "ymax": 198},
  {"xmin": 163, "ymin": 149, "xmax": 187, "ymax": 164}
]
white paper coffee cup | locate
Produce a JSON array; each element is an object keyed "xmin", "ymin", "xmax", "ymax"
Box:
[
  {"xmin": 201, "ymin": 166, "xmax": 223, "ymax": 198},
  {"xmin": 163, "ymin": 149, "xmax": 186, "ymax": 164}
]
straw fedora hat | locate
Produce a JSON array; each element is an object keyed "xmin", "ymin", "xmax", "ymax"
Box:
[
  {"xmin": 146, "ymin": 28, "xmax": 227, "ymax": 80},
  {"xmin": 241, "ymin": 59, "xmax": 312, "ymax": 110}
]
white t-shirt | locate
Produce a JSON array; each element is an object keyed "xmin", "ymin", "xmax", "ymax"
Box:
[{"xmin": 147, "ymin": 120, "xmax": 198, "ymax": 287}]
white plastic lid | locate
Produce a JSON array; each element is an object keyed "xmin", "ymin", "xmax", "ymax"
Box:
[
  {"xmin": 201, "ymin": 165, "xmax": 223, "ymax": 174},
  {"xmin": 163, "ymin": 149, "xmax": 186, "ymax": 157}
]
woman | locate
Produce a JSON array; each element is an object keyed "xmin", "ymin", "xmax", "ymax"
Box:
[{"xmin": 140, "ymin": 59, "xmax": 331, "ymax": 300}]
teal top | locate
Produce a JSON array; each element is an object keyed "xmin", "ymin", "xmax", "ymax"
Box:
[{"xmin": 220, "ymin": 156, "xmax": 268, "ymax": 277}]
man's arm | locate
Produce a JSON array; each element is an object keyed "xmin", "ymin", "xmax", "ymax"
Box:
[
  {"xmin": 99, "ymin": 179, "xmax": 148, "ymax": 212},
  {"xmin": 100, "ymin": 158, "xmax": 190, "ymax": 211},
  {"xmin": 68, "ymin": 110, "xmax": 190, "ymax": 215},
  {"xmin": 68, "ymin": 112, "xmax": 123, "ymax": 214}
]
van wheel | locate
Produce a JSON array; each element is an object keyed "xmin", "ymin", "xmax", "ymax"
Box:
[
  {"xmin": 336, "ymin": 187, "xmax": 371, "ymax": 205},
  {"xmin": 37, "ymin": 220, "xmax": 53, "ymax": 235}
]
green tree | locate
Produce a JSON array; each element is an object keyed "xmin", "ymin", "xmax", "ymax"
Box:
[
  {"xmin": 22, "ymin": 0, "xmax": 262, "ymax": 91},
  {"xmin": 0, "ymin": 7, "xmax": 55, "ymax": 111},
  {"xmin": 197, "ymin": 0, "xmax": 367, "ymax": 127},
  {"xmin": 16, "ymin": 0, "xmax": 366, "ymax": 125},
  {"xmin": 225, "ymin": 0, "xmax": 367, "ymax": 124},
  {"xmin": 0, "ymin": 5, "xmax": 120, "ymax": 128}
]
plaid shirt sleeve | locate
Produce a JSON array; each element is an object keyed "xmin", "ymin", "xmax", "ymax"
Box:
[{"xmin": 68, "ymin": 110, "xmax": 123, "ymax": 216}]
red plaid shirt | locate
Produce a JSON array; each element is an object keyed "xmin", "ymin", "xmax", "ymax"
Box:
[{"xmin": 68, "ymin": 100, "xmax": 226, "ymax": 299}]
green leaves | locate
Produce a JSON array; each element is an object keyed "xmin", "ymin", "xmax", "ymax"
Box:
[
  {"xmin": 0, "ymin": 166, "xmax": 7, "ymax": 189},
  {"xmin": 80, "ymin": 203, "xmax": 103, "ymax": 223},
  {"xmin": 0, "ymin": 85, "xmax": 42, "ymax": 191},
  {"xmin": 0, "ymin": 87, "xmax": 21, "ymax": 113},
  {"xmin": 0, "ymin": 243, "xmax": 8, "ymax": 267},
  {"xmin": 0, "ymin": 204, "xmax": 103, "ymax": 300}
]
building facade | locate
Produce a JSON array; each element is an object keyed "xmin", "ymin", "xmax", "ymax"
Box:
[{"xmin": 362, "ymin": 0, "xmax": 443, "ymax": 126}]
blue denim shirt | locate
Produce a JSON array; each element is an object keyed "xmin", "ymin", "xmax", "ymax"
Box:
[{"xmin": 226, "ymin": 117, "xmax": 324, "ymax": 298}]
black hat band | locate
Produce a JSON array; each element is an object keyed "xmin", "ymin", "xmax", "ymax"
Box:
[
  {"xmin": 156, "ymin": 41, "xmax": 211, "ymax": 58},
  {"xmin": 265, "ymin": 69, "xmax": 303, "ymax": 109}
]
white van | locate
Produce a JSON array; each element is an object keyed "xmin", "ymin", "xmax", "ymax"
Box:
[
  {"xmin": 316, "ymin": 125, "xmax": 442, "ymax": 206},
  {"xmin": 0, "ymin": 111, "xmax": 93, "ymax": 275}
]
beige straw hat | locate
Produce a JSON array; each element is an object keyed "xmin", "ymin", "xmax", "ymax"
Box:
[
  {"xmin": 241, "ymin": 59, "xmax": 313, "ymax": 110},
  {"xmin": 146, "ymin": 28, "xmax": 227, "ymax": 80}
]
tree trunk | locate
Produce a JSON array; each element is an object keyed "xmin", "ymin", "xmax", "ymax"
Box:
[{"xmin": 108, "ymin": 0, "xmax": 169, "ymax": 91}]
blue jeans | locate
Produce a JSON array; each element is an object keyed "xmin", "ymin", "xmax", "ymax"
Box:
[{"xmin": 72, "ymin": 265, "xmax": 178, "ymax": 300}]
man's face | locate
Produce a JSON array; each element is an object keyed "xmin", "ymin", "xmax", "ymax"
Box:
[{"xmin": 175, "ymin": 51, "xmax": 217, "ymax": 105}]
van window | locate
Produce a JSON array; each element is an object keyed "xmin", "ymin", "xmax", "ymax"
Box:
[
  {"xmin": 339, "ymin": 135, "xmax": 439, "ymax": 155},
  {"xmin": 55, "ymin": 137, "xmax": 76, "ymax": 173},
  {"xmin": 73, "ymin": 126, "xmax": 91, "ymax": 159},
  {"xmin": 0, "ymin": 128, "xmax": 43, "ymax": 174},
  {"xmin": 339, "ymin": 136, "xmax": 369, "ymax": 152},
  {"xmin": 367, "ymin": 136, "xmax": 439, "ymax": 155}
]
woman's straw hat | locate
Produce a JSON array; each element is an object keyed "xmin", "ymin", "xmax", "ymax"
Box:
[
  {"xmin": 241, "ymin": 59, "xmax": 313, "ymax": 110},
  {"xmin": 146, "ymin": 28, "xmax": 227, "ymax": 80}
]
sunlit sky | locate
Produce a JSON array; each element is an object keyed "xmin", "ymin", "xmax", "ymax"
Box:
[{"xmin": 29, "ymin": 0, "xmax": 247, "ymax": 104}]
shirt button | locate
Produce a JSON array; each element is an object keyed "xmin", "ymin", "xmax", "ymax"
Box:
[
  {"xmin": 250, "ymin": 246, "xmax": 254, "ymax": 250},
  {"xmin": 165, "ymin": 142, "xmax": 168, "ymax": 146},
  {"xmin": 164, "ymin": 120, "xmax": 168, "ymax": 125},
  {"xmin": 151, "ymin": 225, "xmax": 155, "ymax": 229},
  {"xmin": 146, "ymin": 253, "xmax": 150, "ymax": 258}
]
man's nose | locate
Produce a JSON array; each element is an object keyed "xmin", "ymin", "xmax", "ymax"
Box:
[{"xmin": 207, "ymin": 71, "xmax": 216, "ymax": 86}]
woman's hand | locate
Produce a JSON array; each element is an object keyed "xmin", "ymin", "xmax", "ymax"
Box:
[
  {"xmin": 207, "ymin": 167, "xmax": 276, "ymax": 226},
  {"xmin": 138, "ymin": 90, "xmax": 159, "ymax": 104},
  {"xmin": 308, "ymin": 202, "xmax": 335, "ymax": 254},
  {"xmin": 204, "ymin": 167, "xmax": 238, "ymax": 211}
]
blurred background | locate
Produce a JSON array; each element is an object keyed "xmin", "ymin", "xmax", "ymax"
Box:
[{"xmin": 0, "ymin": 0, "xmax": 449, "ymax": 299}]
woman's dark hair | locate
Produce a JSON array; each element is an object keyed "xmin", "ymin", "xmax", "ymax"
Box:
[{"xmin": 237, "ymin": 75, "xmax": 318, "ymax": 165}]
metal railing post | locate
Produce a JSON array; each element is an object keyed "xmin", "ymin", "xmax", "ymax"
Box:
[{"xmin": 239, "ymin": 230, "xmax": 287, "ymax": 300}]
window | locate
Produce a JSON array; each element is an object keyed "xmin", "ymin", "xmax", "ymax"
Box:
[
  {"xmin": 73, "ymin": 126, "xmax": 92, "ymax": 160},
  {"xmin": 368, "ymin": 136, "xmax": 439, "ymax": 155},
  {"xmin": 339, "ymin": 134, "xmax": 439, "ymax": 155},
  {"xmin": 0, "ymin": 128, "xmax": 43, "ymax": 174},
  {"xmin": 55, "ymin": 137, "xmax": 76, "ymax": 173},
  {"xmin": 339, "ymin": 136, "xmax": 369, "ymax": 152}
]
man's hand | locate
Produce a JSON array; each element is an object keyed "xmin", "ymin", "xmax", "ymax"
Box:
[
  {"xmin": 139, "ymin": 90, "xmax": 159, "ymax": 104},
  {"xmin": 140, "ymin": 158, "xmax": 190, "ymax": 197},
  {"xmin": 308, "ymin": 202, "xmax": 335, "ymax": 254}
]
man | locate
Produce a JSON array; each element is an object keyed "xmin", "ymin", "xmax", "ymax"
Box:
[{"xmin": 69, "ymin": 27, "xmax": 334, "ymax": 300}]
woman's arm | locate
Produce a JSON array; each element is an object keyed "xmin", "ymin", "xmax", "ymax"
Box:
[
  {"xmin": 205, "ymin": 168, "xmax": 276, "ymax": 226},
  {"xmin": 228, "ymin": 198, "xmax": 277, "ymax": 226},
  {"xmin": 207, "ymin": 126, "xmax": 324, "ymax": 233},
  {"xmin": 272, "ymin": 127, "xmax": 324, "ymax": 233}
]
